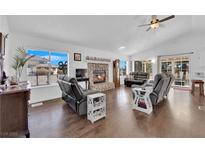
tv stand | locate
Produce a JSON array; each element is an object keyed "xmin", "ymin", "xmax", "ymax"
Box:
[{"xmin": 76, "ymin": 77, "xmax": 90, "ymax": 89}]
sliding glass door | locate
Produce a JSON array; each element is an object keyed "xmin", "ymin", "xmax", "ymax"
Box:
[
  {"xmin": 161, "ymin": 61, "xmax": 172, "ymax": 74},
  {"xmin": 173, "ymin": 57, "xmax": 189, "ymax": 86},
  {"xmin": 159, "ymin": 55, "xmax": 190, "ymax": 87}
]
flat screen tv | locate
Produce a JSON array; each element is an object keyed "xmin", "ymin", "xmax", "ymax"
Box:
[{"xmin": 76, "ymin": 69, "xmax": 88, "ymax": 78}]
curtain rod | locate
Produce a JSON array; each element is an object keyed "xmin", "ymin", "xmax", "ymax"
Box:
[{"xmin": 158, "ymin": 52, "xmax": 194, "ymax": 57}]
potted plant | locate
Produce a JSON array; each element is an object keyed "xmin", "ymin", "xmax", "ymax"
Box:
[{"xmin": 12, "ymin": 48, "xmax": 35, "ymax": 84}]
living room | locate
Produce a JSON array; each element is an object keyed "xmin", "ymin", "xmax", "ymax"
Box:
[
  {"xmin": 1, "ymin": 0, "xmax": 205, "ymax": 152},
  {"xmin": 1, "ymin": 15, "xmax": 205, "ymax": 138},
  {"xmin": 4, "ymin": 30, "xmax": 128, "ymax": 104}
]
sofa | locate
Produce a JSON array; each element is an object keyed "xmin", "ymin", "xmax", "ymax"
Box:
[
  {"xmin": 124, "ymin": 72, "xmax": 149, "ymax": 87},
  {"xmin": 57, "ymin": 75, "xmax": 98, "ymax": 115}
]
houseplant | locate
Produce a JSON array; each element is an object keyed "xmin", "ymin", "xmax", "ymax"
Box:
[{"xmin": 12, "ymin": 47, "xmax": 35, "ymax": 84}]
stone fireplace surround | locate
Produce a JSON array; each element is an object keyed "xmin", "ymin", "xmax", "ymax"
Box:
[{"xmin": 88, "ymin": 63, "xmax": 115, "ymax": 91}]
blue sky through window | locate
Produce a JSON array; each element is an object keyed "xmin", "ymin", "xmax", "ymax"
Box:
[
  {"xmin": 27, "ymin": 49, "xmax": 68, "ymax": 66},
  {"xmin": 27, "ymin": 49, "xmax": 49, "ymax": 59},
  {"xmin": 51, "ymin": 52, "xmax": 68, "ymax": 66},
  {"xmin": 120, "ymin": 59, "xmax": 127, "ymax": 69}
]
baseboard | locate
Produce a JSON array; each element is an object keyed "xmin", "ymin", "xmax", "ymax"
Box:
[{"xmin": 31, "ymin": 102, "xmax": 43, "ymax": 107}]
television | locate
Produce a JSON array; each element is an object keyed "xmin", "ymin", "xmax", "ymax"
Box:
[{"xmin": 76, "ymin": 69, "xmax": 88, "ymax": 78}]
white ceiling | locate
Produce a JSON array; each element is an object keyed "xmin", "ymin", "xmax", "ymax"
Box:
[{"xmin": 7, "ymin": 15, "xmax": 195, "ymax": 56}]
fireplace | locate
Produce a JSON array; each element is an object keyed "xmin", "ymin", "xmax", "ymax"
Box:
[
  {"xmin": 88, "ymin": 63, "xmax": 115, "ymax": 91},
  {"xmin": 93, "ymin": 70, "xmax": 106, "ymax": 84}
]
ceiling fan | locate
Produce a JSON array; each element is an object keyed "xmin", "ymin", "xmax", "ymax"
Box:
[{"xmin": 138, "ymin": 15, "xmax": 175, "ymax": 31}]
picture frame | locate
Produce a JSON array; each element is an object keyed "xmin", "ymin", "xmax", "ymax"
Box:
[{"xmin": 74, "ymin": 53, "xmax": 81, "ymax": 61}]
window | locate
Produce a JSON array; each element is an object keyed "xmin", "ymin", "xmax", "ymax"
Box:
[
  {"xmin": 159, "ymin": 55, "xmax": 190, "ymax": 87},
  {"xmin": 27, "ymin": 49, "xmax": 68, "ymax": 86},
  {"xmin": 173, "ymin": 57, "xmax": 190, "ymax": 86},
  {"xmin": 50, "ymin": 52, "xmax": 68, "ymax": 84},
  {"xmin": 134, "ymin": 61, "xmax": 143, "ymax": 72},
  {"xmin": 134, "ymin": 60, "xmax": 153, "ymax": 79},
  {"xmin": 142, "ymin": 60, "xmax": 152, "ymax": 79},
  {"xmin": 119, "ymin": 59, "xmax": 127, "ymax": 76}
]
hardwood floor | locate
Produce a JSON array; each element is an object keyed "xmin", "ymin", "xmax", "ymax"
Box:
[{"xmin": 29, "ymin": 86, "xmax": 205, "ymax": 138}]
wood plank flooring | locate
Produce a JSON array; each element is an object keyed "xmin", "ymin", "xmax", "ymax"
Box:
[{"xmin": 29, "ymin": 86, "xmax": 205, "ymax": 137}]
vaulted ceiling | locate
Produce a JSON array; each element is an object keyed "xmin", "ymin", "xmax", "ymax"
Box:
[{"xmin": 7, "ymin": 15, "xmax": 201, "ymax": 56}]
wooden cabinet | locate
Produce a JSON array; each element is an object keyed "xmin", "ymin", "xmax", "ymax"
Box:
[
  {"xmin": 113, "ymin": 59, "xmax": 120, "ymax": 87},
  {"xmin": 0, "ymin": 84, "xmax": 30, "ymax": 138}
]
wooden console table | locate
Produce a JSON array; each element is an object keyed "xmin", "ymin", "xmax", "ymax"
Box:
[
  {"xmin": 191, "ymin": 80, "xmax": 204, "ymax": 96},
  {"xmin": 0, "ymin": 83, "xmax": 30, "ymax": 138}
]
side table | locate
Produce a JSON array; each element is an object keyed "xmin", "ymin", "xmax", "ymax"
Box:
[
  {"xmin": 87, "ymin": 93, "xmax": 106, "ymax": 123},
  {"xmin": 191, "ymin": 80, "xmax": 204, "ymax": 96}
]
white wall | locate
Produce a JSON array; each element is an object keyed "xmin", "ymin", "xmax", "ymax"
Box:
[
  {"xmin": 6, "ymin": 32, "xmax": 128, "ymax": 103},
  {"xmin": 129, "ymin": 31, "xmax": 205, "ymax": 82}
]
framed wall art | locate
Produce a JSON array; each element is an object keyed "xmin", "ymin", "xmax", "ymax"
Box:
[{"xmin": 74, "ymin": 53, "xmax": 82, "ymax": 61}]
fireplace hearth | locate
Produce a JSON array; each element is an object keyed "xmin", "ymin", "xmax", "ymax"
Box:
[{"xmin": 93, "ymin": 70, "xmax": 106, "ymax": 84}]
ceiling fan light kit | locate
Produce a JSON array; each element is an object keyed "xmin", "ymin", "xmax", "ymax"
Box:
[
  {"xmin": 138, "ymin": 15, "xmax": 175, "ymax": 31},
  {"xmin": 150, "ymin": 22, "xmax": 159, "ymax": 29}
]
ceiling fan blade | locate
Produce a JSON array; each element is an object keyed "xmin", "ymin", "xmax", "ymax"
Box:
[
  {"xmin": 138, "ymin": 23, "xmax": 151, "ymax": 27},
  {"xmin": 146, "ymin": 27, "xmax": 151, "ymax": 31},
  {"xmin": 159, "ymin": 15, "xmax": 175, "ymax": 23}
]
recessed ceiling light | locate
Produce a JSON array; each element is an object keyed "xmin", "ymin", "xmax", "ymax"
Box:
[{"xmin": 119, "ymin": 46, "xmax": 126, "ymax": 50}]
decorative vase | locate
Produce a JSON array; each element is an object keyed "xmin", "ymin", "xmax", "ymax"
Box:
[{"xmin": 16, "ymin": 68, "xmax": 23, "ymax": 84}]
